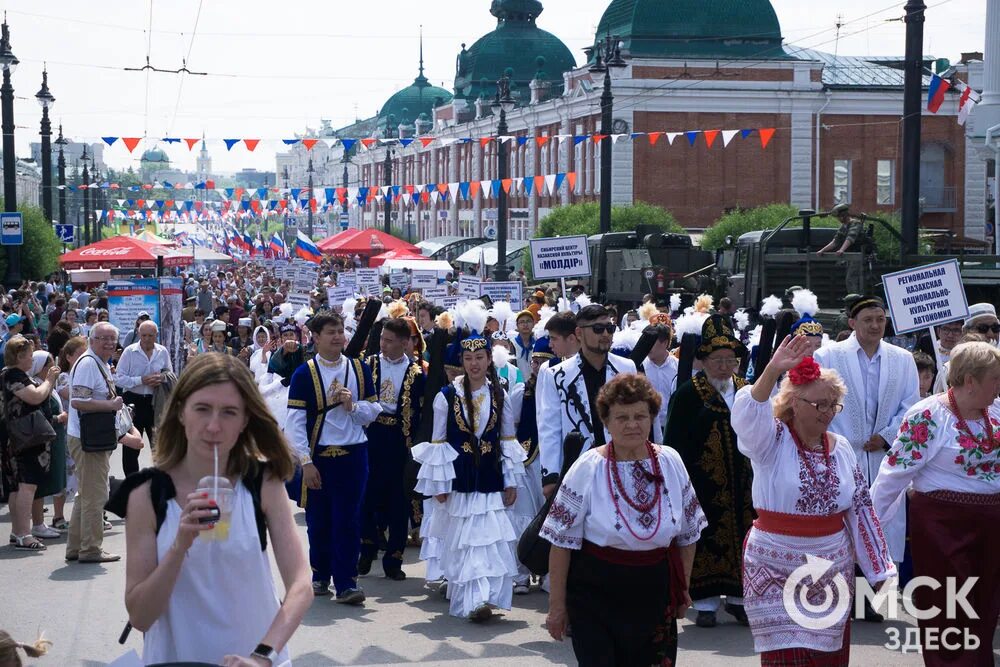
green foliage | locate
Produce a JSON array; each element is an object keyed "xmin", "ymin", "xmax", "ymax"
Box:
[
  {"xmin": 0, "ymin": 204, "xmax": 63, "ymax": 283},
  {"xmin": 536, "ymin": 201, "xmax": 684, "ymax": 239}
]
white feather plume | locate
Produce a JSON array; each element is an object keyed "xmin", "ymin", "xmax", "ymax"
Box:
[
  {"xmin": 673, "ymin": 312, "xmax": 709, "ymax": 338},
  {"xmin": 341, "ymin": 297, "xmax": 357, "ymax": 316},
  {"xmin": 792, "ymin": 288, "xmax": 819, "ymax": 318},
  {"xmin": 747, "ymin": 324, "xmax": 763, "ymax": 349},
  {"xmin": 760, "ymin": 295, "xmax": 782, "ymax": 318},
  {"xmin": 293, "ymin": 306, "xmax": 312, "ymax": 326},
  {"xmin": 558, "ymin": 297, "xmax": 573, "ymax": 313},
  {"xmin": 375, "ymin": 303, "xmax": 389, "ymax": 322},
  {"xmin": 489, "ymin": 301, "xmax": 515, "ymax": 330},
  {"xmin": 669, "ymin": 293, "xmax": 682, "ymax": 314},
  {"xmin": 733, "ymin": 309, "xmax": 750, "ymax": 332},
  {"xmin": 492, "ymin": 344, "xmax": 511, "ymax": 368},
  {"xmin": 575, "ymin": 293, "xmax": 592, "ymax": 308},
  {"xmin": 277, "ymin": 302, "xmax": 294, "ymax": 322},
  {"xmin": 457, "ymin": 299, "xmax": 489, "ymax": 335},
  {"xmin": 612, "ymin": 326, "xmax": 642, "ymax": 353}
]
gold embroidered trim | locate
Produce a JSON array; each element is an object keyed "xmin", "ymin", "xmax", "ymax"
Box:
[{"xmin": 317, "ymin": 446, "xmax": 350, "ymax": 458}]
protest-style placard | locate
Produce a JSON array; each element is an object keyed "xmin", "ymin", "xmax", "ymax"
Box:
[
  {"xmin": 459, "ymin": 275, "xmax": 481, "ymax": 299},
  {"xmin": 410, "ymin": 271, "xmax": 438, "ymax": 290},
  {"xmin": 327, "ymin": 287, "xmax": 354, "ymax": 310},
  {"xmin": 881, "ymin": 259, "xmax": 969, "ymax": 335},
  {"xmin": 357, "ymin": 268, "xmax": 381, "ymax": 293},
  {"xmin": 480, "ymin": 281, "xmax": 524, "ymax": 306},
  {"xmin": 529, "ymin": 235, "xmax": 591, "ymax": 280},
  {"xmin": 389, "ymin": 271, "xmax": 409, "ymax": 289},
  {"xmin": 338, "ymin": 271, "xmax": 357, "ymax": 288}
]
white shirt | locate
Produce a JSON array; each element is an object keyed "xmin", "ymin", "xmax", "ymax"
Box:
[
  {"xmin": 540, "ymin": 446, "xmax": 707, "ymax": 551},
  {"xmin": 856, "ymin": 344, "xmax": 882, "ymax": 433},
  {"xmin": 283, "ymin": 355, "xmax": 382, "ymax": 460},
  {"xmin": 116, "ymin": 342, "xmax": 173, "ymax": 396},
  {"xmin": 68, "ymin": 350, "xmax": 114, "ymax": 438},
  {"xmin": 642, "ymin": 355, "xmax": 678, "ymax": 444},
  {"xmin": 374, "ymin": 353, "xmax": 411, "ymax": 414}
]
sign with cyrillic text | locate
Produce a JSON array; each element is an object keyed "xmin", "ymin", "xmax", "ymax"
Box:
[
  {"xmin": 882, "ymin": 259, "xmax": 969, "ymax": 335},
  {"xmin": 529, "ymin": 235, "xmax": 591, "ymax": 280}
]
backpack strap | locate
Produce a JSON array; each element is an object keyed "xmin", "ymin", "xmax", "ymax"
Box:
[
  {"xmin": 104, "ymin": 467, "xmax": 175, "ymax": 533},
  {"xmin": 243, "ymin": 464, "xmax": 268, "ymax": 552}
]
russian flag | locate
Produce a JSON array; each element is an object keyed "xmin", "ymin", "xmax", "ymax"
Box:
[
  {"xmin": 270, "ymin": 233, "xmax": 286, "ymax": 256},
  {"xmin": 927, "ymin": 74, "xmax": 951, "ymax": 113},
  {"xmin": 295, "ymin": 231, "xmax": 323, "ymax": 264}
]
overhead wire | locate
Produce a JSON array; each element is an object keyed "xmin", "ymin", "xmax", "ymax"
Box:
[{"xmin": 166, "ymin": 0, "xmax": 204, "ymax": 136}]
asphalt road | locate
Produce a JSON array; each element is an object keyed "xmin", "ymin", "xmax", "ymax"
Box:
[{"xmin": 1, "ymin": 446, "xmax": 995, "ymax": 666}]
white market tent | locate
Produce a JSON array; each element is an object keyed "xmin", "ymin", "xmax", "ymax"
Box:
[
  {"xmin": 455, "ymin": 239, "xmax": 531, "ymax": 266},
  {"xmin": 193, "ymin": 247, "xmax": 235, "ymax": 263},
  {"xmin": 379, "ymin": 258, "xmax": 454, "ymax": 275}
]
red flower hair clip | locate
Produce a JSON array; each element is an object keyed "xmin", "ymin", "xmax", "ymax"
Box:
[{"xmin": 788, "ymin": 356, "xmax": 822, "ymax": 385}]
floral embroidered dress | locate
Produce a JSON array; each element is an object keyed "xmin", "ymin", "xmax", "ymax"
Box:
[
  {"xmin": 731, "ymin": 387, "xmax": 895, "ymax": 654},
  {"xmin": 411, "ymin": 379, "xmax": 526, "ymax": 618}
]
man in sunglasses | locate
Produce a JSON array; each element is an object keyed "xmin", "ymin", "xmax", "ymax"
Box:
[
  {"xmin": 961, "ymin": 302, "xmax": 1000, "ymax": 345},
  {"xmin": 537, "ymin": 304, "xmax": 636, "ymax": 498},
  {"xmin": 813, "ymin": 295, "xmax": 919, "ymax": 620}
]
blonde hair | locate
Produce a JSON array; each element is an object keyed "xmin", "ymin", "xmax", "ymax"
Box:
[
  {"xmin": 772, "ymin": 368, "xmax": 847, "ymax": 423},
  {"xmin": 0, "ymin": 630, "xmax": 51, "ymax": 667},
  {"xmin": 947, "ymin": 341, "xmax": 1000, "ymax": 388},
  {"xmin": 154, "ymin": 353, "xmax": 295, "ymax": 481},
  {"xmin": 2, "ymin": 335, "xmax": 33, "ymax": 368}
]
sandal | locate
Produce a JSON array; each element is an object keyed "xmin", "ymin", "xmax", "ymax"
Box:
[
  {"xmin": 51, "ymin": 518, "xmax": 69, "ymax": 531},
  {"xmin": 13, "ymin": 534, "xmax": 46, "ymax": 551}
]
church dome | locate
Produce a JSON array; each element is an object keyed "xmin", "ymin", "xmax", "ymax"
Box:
[
  {"xmin": 140, "ymin": 147, "xmax": 170, "ymax": 164},
  {"xmin": 378, "ymin": 74, "xmax": 453, "ymax": 133},
  {"xmin": 454, "ymin": 0, "xmax": 576, "ymax": 101},
  {"xmin": 596, "ymin": 0, "xmax": 787, "ymax": 60}
]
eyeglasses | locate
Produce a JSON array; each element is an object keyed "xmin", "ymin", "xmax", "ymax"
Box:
[
  {"xmin": 796, "ymin": 397, "xmax": 844, "ymax": 414},
  {"xmin": 937, "ymin": 327, "xmax": 963, "ymax": 336},
  {"xmin": 706, "ymin": 358, "xmax": 740, "ymax": 368},
  {"xmin": 973, "ymin": 324, "xmax": 1000, "ymax": 335},
  {"xmin": 581, "ymin": 323, "xmax": 616, "ymax": 335},
  {"xmin": 93, "ymin": 335, "xmax": 117, "ymax": 342}
]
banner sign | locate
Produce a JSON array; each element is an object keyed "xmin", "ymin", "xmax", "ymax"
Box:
[
  {"xmin": 410, "ymin": 270, "xmax": 438, "ymax": 290},
  {"xmin": 480, "ymin": 281, "xmax": 524, "ymax": 306},
  {"xmin": 108, "ymin": 279, "xmax": 160, "ymax": 344},
  {"xmin": 529, "ymin": 235, "xmax": 591, "ymax": 280},
  {"xmin": 459, "ymin": 275, "xmax": 481, "ymax": 299},
  {"xmin": 158, "ymin": 277, "xmax": 185, "ymax": 373},
  {"xmin": 423, "ymin": 286, "xmax": 448, "ymax": 299},
  {"xmin": 881, "ymin": 259, "xmax": 969, "ymax": 335},
  {"xmin": 357, "ymin": 268, "xmax": 381, "ymax": 293},
  {"xmin": 441, "ymin": 296, "xmax": 460, "ymax": 310},
  {"xmin": 389, "ymin": 271, "xmax": 409, "ymax": 289},
  {"xmin": 327, "ymin": 287, "xmax": 353, "ymax": 310},
  {"xmin": 338, "ymin": 270, "xmax": 357, "ymax": 288}
]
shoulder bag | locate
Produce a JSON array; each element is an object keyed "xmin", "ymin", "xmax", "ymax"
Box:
[
  {"xmin": 3, "ymin": 368, "xmax": 57, "ymax": 457},
  {"xmin": 72, "ymin": 354, "xmax": 121, "ymax": 453}
]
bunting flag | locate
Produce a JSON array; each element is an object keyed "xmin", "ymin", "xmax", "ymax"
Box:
[
  {"xmin": 927, "ymin": 74, "xmax": 951, "ymax": 113},
  {"xmin": 956, "ymin": 82, "xmax": 981, "ymax": 127}
]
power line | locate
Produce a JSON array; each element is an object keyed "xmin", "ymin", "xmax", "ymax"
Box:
[{"xmin": 166, "ymin": 0, "xmax": 205, "ymax": 136}]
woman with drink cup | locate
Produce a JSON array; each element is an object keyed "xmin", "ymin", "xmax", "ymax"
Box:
[{"xmin": 115, "ymin": 353, "xmax": 312, "ymax": 666}]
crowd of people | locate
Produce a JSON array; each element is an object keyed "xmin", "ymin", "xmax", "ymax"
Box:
[{"xmin": 0, "ymin": 261, "xmax": 998, "ymax": 667}]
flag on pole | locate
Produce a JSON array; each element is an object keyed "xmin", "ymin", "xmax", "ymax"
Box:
[
  {"xmin": 295, "ymin": 231, "xmax": 323, "ymax": 264},
  {"xmin": 270, "ymin": 233, "xmax": 286, "ymax": 257},
  {"xmin": 927, "ymin": 74, "xmax": 951, "ymax": 113},
  {"xmin": 957, "ymin": 83, "xmax": 981, "ymax": 126}
]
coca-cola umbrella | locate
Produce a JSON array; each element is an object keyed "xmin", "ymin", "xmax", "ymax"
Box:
[{"xmin": 59, "ymin": 235, "xmax": 192, "ymax": 270}]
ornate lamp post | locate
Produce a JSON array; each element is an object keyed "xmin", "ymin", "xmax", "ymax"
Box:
[
  {"xmin": 35, "ymin": 68, "xmax": 55, "ymax": 224},
  {"xmin": 81, "ymin": 145, "xmax": 91, "ymax": 246},
  {"xmin": 491, "ymin": 72, "xmax": 515, "ymax": 282},
  {"xmin": 589, "ymin": 35, "xmax": 627, "ymax": 235},
  {"xmin": 306, "ymin": 156, "xmax": 314, "ymax": 238},
  {"xmin": 0, "ymin": 19, "xmax": 20, "ymax": 285},
  {"xmin": 383, "ymin": 115, "xmax": 396, "ymax": 235},
  {"xmin": 55, "ymin": 124, "xmax": 68, "ymax": 243},
  {"xmin": 341, "ymin": 150, "xmax": 351, "ymax": 230}
]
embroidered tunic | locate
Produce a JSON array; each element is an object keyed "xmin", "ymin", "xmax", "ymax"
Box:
[
  {"xmin": 871, "ymin": 396, "xmax": 1000, "ymax": 524},
  {"xmin": 732, "ymin": 387, "xmax": 895, "ymax": 654}
]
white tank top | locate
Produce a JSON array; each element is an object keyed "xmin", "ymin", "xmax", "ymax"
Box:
[{"xmin": 142, "ymin": 480, "xmax": 291, "ymax": 666}]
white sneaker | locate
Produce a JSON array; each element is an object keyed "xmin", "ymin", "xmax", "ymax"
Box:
[{"xmin": 32, "ymin": 524, "xmax": 61, "ymax": 539}]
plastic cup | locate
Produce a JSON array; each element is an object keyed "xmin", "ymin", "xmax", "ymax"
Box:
[{"xmin": 196, "ymin": 476, "xmax": 234, "ymax": 541}]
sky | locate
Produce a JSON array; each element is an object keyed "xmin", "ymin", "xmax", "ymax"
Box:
[{"xmin": 1, "ymin": 0, "xmax": 987, "ymax": 176}]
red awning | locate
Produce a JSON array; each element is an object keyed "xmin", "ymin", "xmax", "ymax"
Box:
[
  {"xmin": 317, "ymin": 229, "xmax": 363, "ymax": 253},
  {"xmin": 368, "ymin": 249, "xmax": 429, "ymax": 268},
  {"xmin": 318, "ymin": 229, "xmax": 419, "ymax": 256},
  {"xmin": 59, "ymin": 236, "xmax": 193, "ymax": 270}
]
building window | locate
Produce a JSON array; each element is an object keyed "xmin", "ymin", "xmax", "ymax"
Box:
[
  {"xmin": 876, "ymin": 159, "xmax": 894, "ymax": 205},
  {"xmin": 833, "ymin": 159, "xmax": 852, "ymax": 204}
]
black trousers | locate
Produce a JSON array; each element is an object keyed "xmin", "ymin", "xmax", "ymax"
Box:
[{"xmin": 122, "ymin": 393, "xmax": 154, "ymax": 477}]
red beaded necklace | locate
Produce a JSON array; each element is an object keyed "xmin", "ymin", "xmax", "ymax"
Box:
[
  {"xmin": 947, "ymin": 388, "xmax": 995, "ymax": 450},
  {"xmin": 788, "ymin": 423, "xmax": 833, "ymax": 488},
  {"xmin": 606, "ymin": 440, "xmax": 663, "ymax": 540}
]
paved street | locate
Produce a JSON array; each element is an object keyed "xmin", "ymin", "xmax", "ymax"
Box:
[{"xmin": 1, "ymin": 446, "xmax": 995, "ymax": 666}]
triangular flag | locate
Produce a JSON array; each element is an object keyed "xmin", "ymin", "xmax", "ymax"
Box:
[
  {"xmin": 223, "ymin": 139, "xmax": 240, "ymax": 151},
  {"xmin": 647, "ymin": 132, "xmax": 663, "ymax": 146},
  {"xmin": 340, "ymin": 139, "xmax": 357, "ymax": 152},
  {"xmin": 419, "ymin": 137, "xmax": 435, "ymax": 148},
  {"xmin": 469, "ymin": 181, "xmax": 481, "ymax": 199},
  {"xmin": 281, "ymin": 139, "xmax": 299, "ymax": 146},
  {"xmin": 721, "ymin": 130, "xmax": 739, "ymax": 147},
  {"xmin": 243, "ymin": 139, "xmax": 260, "ymax": 152},
  {"xmin": 459, "ymin": 182, "xmax": 471, "ymax": 200},
  {"xmin": 759, "ymin": 128, "xmax": 776, "ymax": 149},
  {"xmin": 592, "ymin": 134, "xmax": 607, "ymax": 144},
  {"xmin": 573, "ymin": 136, "xmax": 587, "ymax": 145},
  {"xmin": 184, "ymin": 138, "xmax": 200, "ymax": 150},
  {"xmin": 544, "ymin": 174, "xmax": 556, "ymax": 195},
  {"xmin": 535, "ymin": 136, "xmax": 550, "ymax": 148},
  {"xmin": 523, "ymin": 177, "xmax": 534, "ymax": 196},
  {"xmin": 516, "ymin": 137, "xmax": 529, "ymax": 147},
  {"xmin": 612, "ymin": 134, "xmax": 628, "ymax": 144},
  {"xmin": 448, "ymin": 182, "xmax": 460, "ymax": 200},
  {"xmin": 534, "ymin": 175, "xmax": 546, "ymax": 195},
  {"xmin": 741, "ymin": 129, "xmax": 754, "ymax": 139},
  {"xmin": 479, "ymin": 137, "xmax": 492, "ymax": 148},
  {"xmin": 703, "ymin": 130, "xmax": 720, "ymax": 148},
  {"xmin": 102, "ymin": 137, "xmax": 118, "ymax": 147},
  {"xmin": 122, "ymin": 137, "xmax": 142, "ymax": 153},
  {"xmin": 665, "ymin": 132, "xmax": 680, "ymax": 145},
  {"xmin": 685, "ymin": 131, "xmax": 699, "ymax": 146},
  {"xmin": 491, "ymin": 180, "xmax": 501, "ymax": 198},
  {"xmin": 566, "ymin": 172, "xmax": 577, "ymax": 192},
  {"xmin": 302, "ymin": 139, "xmax": 318, "ymax": 151},
  {"xmin": 361, "ymin": 138, "xmax": 378, "ymax": 149},
  {"xmin": 436, "ymin": 183, "xmax": 449, "ymax": 195},
  {"xmin": 398, "ymin": 138, "xmax": 414, "ymax": 148}
]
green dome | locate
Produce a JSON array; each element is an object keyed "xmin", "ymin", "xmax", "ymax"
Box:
[
  {"xmin": 596, "ymin": 0, "xmax": 788, "ymax": 60},
  {"xmin": 455, "ymin": 1, "xmax": 576, "ymax": 101},
  {"xmin": 140, "ymin": 148, "xmax": 169, "ymax": 165},
  {"xmin": 378, "ymin": 72, "xmax": 453, "ymax": 133}
]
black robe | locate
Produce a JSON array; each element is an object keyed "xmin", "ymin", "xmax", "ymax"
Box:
[{"xmin": 665, "ymin": 371, "xmax": 754, "ymax": 601}]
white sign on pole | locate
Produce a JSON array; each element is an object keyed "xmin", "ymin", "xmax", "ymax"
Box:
[
  {"xmin": 881, "ymin": 259, "xmax": 969, "ymax": 335},
  {"xmin": 441, "ymin": 296, "xmax": 460, "ymax": 310},
  {"xmin": 480, "ymin": 281, "xmax": 523, "ymax": 306},
  {"xmin": 357, "ymin": 268, "xmax": 381, "ymax": 292},
  {"xmin": 458, "ymin": 275, "xmax": 481, "ymax": 299},
  {"xmin": 410, "ymin": 271, "xmax": 438, "ymax": 290},
  {"xmin": 529, "ymin": 235, "xmax": 591, "ymax": 280},
  {"xmin": 338, "ymin": 271, "xmax": 357, "ymax": 288},
  {"xmin": 327, "ymin": 287, "xmax": 354, "ymax": 310},
  {"xmin": 423, "ymin": 286, "xmax": 448, "ymax": 299},
  {"xmin": 389, "ymin": 271, "xmax": 409, "ymax": 289}
]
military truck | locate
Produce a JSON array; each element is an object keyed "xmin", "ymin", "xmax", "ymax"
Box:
[{"xmin": 585, "ymin": 225, "xmax": 719, "ymax": 309}]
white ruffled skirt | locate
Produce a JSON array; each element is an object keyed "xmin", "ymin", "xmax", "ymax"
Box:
[{"xmin": 507, "ymin": 457, "xmax": 544, "ymax": 583}]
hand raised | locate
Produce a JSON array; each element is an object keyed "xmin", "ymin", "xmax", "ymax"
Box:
[{"xmin": 768, "ymin": 335, "xmax": 814, "ymax": 373}]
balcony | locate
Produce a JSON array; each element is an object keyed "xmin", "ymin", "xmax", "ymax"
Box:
[{"xmin": 919, "ymin": 185, "xmax": 957, "ymax": 213}]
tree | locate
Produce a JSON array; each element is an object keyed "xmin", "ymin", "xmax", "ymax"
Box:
[
  {"xmin": 536, "ymin": 201, "xmax": 684, "ymax": 239},
  {"xmin": 0, "ymin": 204, "xmax": 63, "ymax": 282}
]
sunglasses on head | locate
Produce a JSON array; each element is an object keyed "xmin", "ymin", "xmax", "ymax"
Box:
[
  {"xmin": 581, "ymin": 323, "xmax": 616, "ymax": 335},
  {"xmin": 974, "ymin": 324, "xmax": 1000, "ymax": 334}
]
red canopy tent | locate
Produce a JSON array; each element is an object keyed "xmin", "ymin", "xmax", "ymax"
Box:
[
  {"xmin": 368, "ymin": 248, "xmax": 429, "ymax": 268},
  {"xmin": 60, "ymin": 236, "xmax": 192, "ymax": 270},
  {"xmin": 319, "ymin": 229, "xmax": 419, "ymax": 257}
]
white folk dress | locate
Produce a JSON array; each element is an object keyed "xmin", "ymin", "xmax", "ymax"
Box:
[
  {"xmin": 411, "ymin": 380, "xmax": 526, "ymax": 618},
  {"xmin": 508, "ymin": 382, "xmax": 545, "ymax": 585},
  {"xmin": 539, "ymin": 446, "xmax": 707, "ymax": 552},
  {"xmin": 731, "ymin": 387, "xmax": 896, "ymax": 654},
  {"xmin": 142, "ymin": 480, "xmax": 290, "ymax": 666}
]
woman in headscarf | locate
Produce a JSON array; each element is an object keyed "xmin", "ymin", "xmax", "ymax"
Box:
[{"xmin": 249, "ymin": 324, "xmax": 276, "ymax": 385}]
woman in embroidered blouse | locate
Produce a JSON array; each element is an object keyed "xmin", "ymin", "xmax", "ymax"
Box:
[
  {"xmin": 411, "ymin": 327, "xmax": 526, "ymax": 622},
  {"xmin": 871, "ymin": 341, "xmax": 1000, "ymax": 665},
  {"xmin": 733, "ymin": 335, "xmax": 895, "ymax": 666},
  {"xmin": 542, "ymin": 373, "xmax": 706, "ymax": 667}
]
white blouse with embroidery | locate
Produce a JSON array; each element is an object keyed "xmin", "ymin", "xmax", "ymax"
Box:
[
  {"xmin": 540, "ymin": 445, "xmax": 707, "ymax": 552},
  {"xmin": 731, "ymin": 387, "xmax": 895, "ymax": 581},
  {"xmin": 871, "ymin": 395, "xmax": 1000, "ymax": 524}
]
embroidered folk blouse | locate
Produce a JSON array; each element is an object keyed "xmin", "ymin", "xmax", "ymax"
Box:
[
  {"xmin": 540, "ymin": 446, "xmax": 707, "ymax": 552},
  {"xmin": 871, "ymin": 396, "xmax": 1000, "ymax": 524},
  {"xmin": 731, "ymin": 387, "xmax": 895, "ymax": 582}
]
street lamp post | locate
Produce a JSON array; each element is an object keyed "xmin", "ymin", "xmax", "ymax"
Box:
[
  {"xmin": 81, "ymin": 145, "xmax": 91, "ymax": 246},
  {"xmin": 56, "ymin": 124, "xmax": 67, "ymax": 243},
  {"xmin": 0, "ymin": 19, "xmax": 20, "ymax": 286},
  {"xmin": 306, "ymin": 156, "xmax": 314, "ymax": 238},
  {"xmin": 589, "ymin": 35, "xmax": 627, "ymax": 235},
  {"xmin": 491, "ymin": 73, "xmax": 515, "ymax": 283},
  {"xmin": 36, "ymin": 67, "xmax": 54, "ymax": 224},
  {"xmin": 383, "ymin": 116, "xmax": 396, "ymax": 235},
  {"xmin": 341, "ymin": 151, "xmax": 351, "ymax": 229}
]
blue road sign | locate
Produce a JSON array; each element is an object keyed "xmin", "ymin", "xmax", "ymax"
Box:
[
  {"xmin": 55, "ymin": 223, "xmax": 75, "ymax": 243},
  {"xmin": 0, "ymin": 212, "xmax": 23, "ymax": 245},
  {"xmin": 340, "ymin": 212, "xmax": 349, "ymax": 230}
]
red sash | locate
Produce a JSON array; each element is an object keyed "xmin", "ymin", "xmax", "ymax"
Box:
[{"xmin": 753, "ymin": 509, "xmax": 847, "ymax": 537}]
